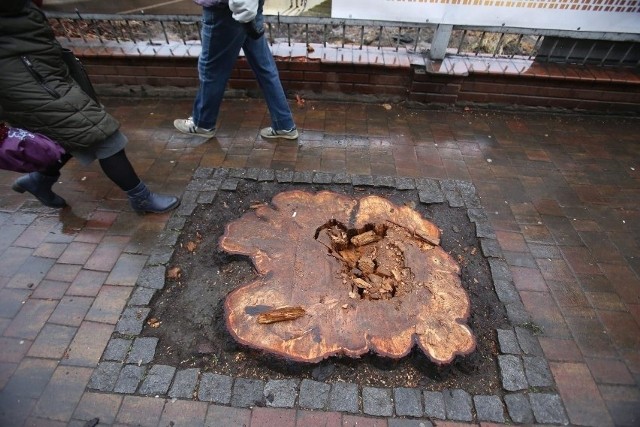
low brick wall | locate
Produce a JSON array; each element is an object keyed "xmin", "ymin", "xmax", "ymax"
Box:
[{"xmin": 80, "ymin": 53, "xmax": 640, "ymax": 113}]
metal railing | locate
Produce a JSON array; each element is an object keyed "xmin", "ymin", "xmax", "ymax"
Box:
[{"xmin": 46, "ymin": 11, "xmax": 640, "ymax": 68}]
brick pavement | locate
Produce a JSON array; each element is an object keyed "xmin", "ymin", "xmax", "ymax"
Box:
[{"xmin": 0, "ymin": 98, "xmax": 639, "ymax": 426}]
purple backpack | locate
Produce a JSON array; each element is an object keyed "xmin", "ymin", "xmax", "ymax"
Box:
[{"xmin": 0, "ymin": 123, "xmax": 66, "ymax": 173}]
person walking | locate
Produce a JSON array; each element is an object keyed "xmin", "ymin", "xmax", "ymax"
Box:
[
  {"xmin": 174, "ymin": 0, "xmax": 298, "ymax": 140},
  {"xmin": 0, "ymin": 0, "xmax": 180, "ymax": 214}
]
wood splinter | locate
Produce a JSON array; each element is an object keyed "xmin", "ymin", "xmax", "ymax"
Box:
[{"xmin": 257, "ymin": 306, "xmax": 306, "ymax": 324}]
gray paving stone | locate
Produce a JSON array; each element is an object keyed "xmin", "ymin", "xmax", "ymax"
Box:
[
  {"xmin": 232, "ymin": 378, "xmax": 265, "ymax": 408},
  {"xmin": 393, "ymin": 387, "xmax": 423, "ymax": 417},
  {"xmin": 395, "ymin": 177, "xmax": 416, "ymax": 190},
  {"xmin": 387, "ymin": 420, "xmax": 433, "ymax": 427},
  {"xmin": 523, "ymin": 356, "xmax": 554, "ymax": 387},
  {"xmin": 212, "ymin": 167, "xmax": 229, "ymax": 179},
  {"xmin": 127, "ymin": 287, "xmax": 155, "ymax": 306},
  {"xmin": 198, "ymin": 372, "xmax": 232, "ymax": 404},
  {"xmin": 473, "ymin": 395, "xmax": 505, "ymax": 423},
  {"xmin": 264, "ymin": 379, "xmax": 299, "ymax": 408},
  {"xmin": 328, "ymin": 382, "xmax": 359, "ymax": 413},
  {"xmin": 168, "ymin": 368, "xmax": 199, "ymax": 399},
  {"xmin": 197, "ymin": 191, "xmax": 217, "ymax": 204},
  {"xmin": 148, "ymin": 248, "xmax": 174, "ymax": 265},
  {"xmin": 515, "ymin": 326, "xmax": 544, "ymax": 356},
  {"xmin": 243, "ymin": 168, "xmax": 260, "ymax": 180},
  {"xmin": 136, "ymin": 266, "xmax": 165, "ymax": 290},
  {"xmin": 220, "ymin": 178, "xmax": 239, "ymax": 191},
  {"xmin": 103, "ymin": 338, "xmax": 132, "ymax": 362},
  {"xmin": 529, "ymin": 393, "xmax": 569, "ymax": 425},
  {"xmin": 257, "ymin": 169, "xmax": 275, "ymax": 182},
  {"xmin": 416, "ymin": 178, "xmax": 444, "ymax": 204},
  {"xmin": 498, "ymin": 355, "xmax": 529, "ymax": 391},
  {"xmin": 229, "ymin": 168, "xmax": 250, "ymax": 179},
  {"xmin": 440, "ymin": 179, "xmax": 464, "ymax": 207},
  {"xmin": 293, "ymin": 171, "xmax": 314, "ymax": 183},
  {"xmin": 88, "ymin": 361, "xmax": 121, "ymax": 392},
  {"xmin": 475, "ymin": 220, "xmax": 497, "ymax": 239},
  {"xmin": 153, "ymin": 229, "xmax": 180, "ymax": 247},
  {"xmin": 362, "ymin": 386, "xmax": 393, "ymax": 417},
  {"xmin": 505, "ymin": 302, "xmax": 532, "ymax": 324},
  {"xmin": 114, "ymin": 364, "xmax": 145, "ymax": 394},
  {"xmin": 443, "ymin": 389, "xmax": 473, "ymax": 422},
  {"xmin": 423, "ymin": 390, "xmax": 446, "ymax": 419},
  {"xmin": 332, "ymin": 172, "xmax": 351, "ymax": 184},
  {"xmin": 488, "ymin": 259, "xmax": 513, "ymax": 282},
  {"xmin": 204, "ymin": 177, "xmax": 223, "ymax": 190},
  {"xmin": 494, "ymin": 280, "xmax": 520, "ymax": 304},
  {"xmin": 186, "ymin": 178, "xmax": 210, "ymax": 191},
  {"xmin": 138, "ymin": 364, "xmax": 176, "ymax": 395},
  {"xmin": 352, "ymin": 175, "xmax": 374, "ymax": 187},
  {"xmin": 373, "ymin": 175, "xmax": 396, "ymax": 188},
  {"xmin": 193, "ymin": 167, "xmax": 213, "ymax": 179},
  {"xmin": 298, "ymin": 379, "xmax": 330, "ymax": 410},
  {"xmin": 466, "ymin": 207, "xmax": 489, "ymax": 223},
  {"xmin": 313, "ymin": 172, "xmax": 333, "ymax": 184},
  {"xmin": 456, "ymin": 180, "xmax": 481, "ymax": 208},
  {"xmin": 504, "ymin": 392, "xmax": 534, "ymax": 424},
  {"xmin": 175, "ymin": 192, "xmax": 199, "ymax": 216},
  {"xmin": 480, "ymin": 238, "xmax": 503, "ymax": 258},
  {"xmin": 165, "ymin": 216, "xmax": 187, "ymax": 232},
  {"xmin": 175, "ymin": 198, "xmax": 198, "ymax": 217},
  {"xmin": 126, "ymin": 337, "xmax": 158, "ymax": 364},
  {"xmin": 275, "ymin": 170, "xmax": 294, "ymax": 183},
  {"xmin": 497, "ymin": 328, "xmax": 521, "ymax": 354},
  {"xmin": 115, "ymin": 307, "xmax": 150, "ymax": 335}
]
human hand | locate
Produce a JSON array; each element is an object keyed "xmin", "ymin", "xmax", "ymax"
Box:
[{"xmin": 243, "ymin": 20, "xmax": 265, "ymax": 40}]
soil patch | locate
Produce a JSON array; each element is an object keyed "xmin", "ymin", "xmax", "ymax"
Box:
[{"xmin": 141, "ymin": 180, "xmax": 510, "ymax": 394}]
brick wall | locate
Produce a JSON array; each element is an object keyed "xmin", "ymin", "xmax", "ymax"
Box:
[{"xmin": 80, "ymin": 55, "xmax": 640, "ymax": 113}]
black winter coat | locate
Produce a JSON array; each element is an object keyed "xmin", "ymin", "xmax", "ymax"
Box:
[{"xmin": 0, "ymin": 0, "xmax": 119, "ymax": 151}]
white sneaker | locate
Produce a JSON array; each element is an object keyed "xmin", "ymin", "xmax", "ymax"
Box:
[
  {"xmin": 260, "ymin": 127, "xmax": 299, "ymax": 140},
  {"xmin": 173, "ymin": 117, "xmax": 215, "ymax": 137}
]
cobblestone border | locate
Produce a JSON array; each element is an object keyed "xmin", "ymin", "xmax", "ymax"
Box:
[{"xmin": 89, "ymin": 167, "xmax": 569, "ymax": 425}]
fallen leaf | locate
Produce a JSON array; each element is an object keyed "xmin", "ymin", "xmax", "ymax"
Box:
[
  {"xmin": 382, "ymin": 103, "xmax": 392, "ymax": 110},
  {"xmin": 167, "ymin": 266, "xmax": 182, "ymax": 279},
  {"xmin": 185, "ymin": 241, "xmax": 197, "ymax": 252},
  {"xmin": 296, "ymin": 94, "xmax": 306, "ymax": 108},
  {"xmin": 147, "ymin": 318, "xmax": 162, "ymax": 328},
  {"xmin": 307, "ymin": 44, "xmax": 314, "ymax": 53}
]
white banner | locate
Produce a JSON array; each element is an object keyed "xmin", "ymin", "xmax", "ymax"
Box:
[{"xmin": 331, "ymin": 0, "xmax": 640, "ymax": 34}]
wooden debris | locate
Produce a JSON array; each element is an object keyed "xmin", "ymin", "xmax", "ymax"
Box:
[
  {"xmin": 351, "ymin": 230, "xmax": 382, "ymax": 247},
  {"xmin": 257, "ymin": 306, "xmax": 306, "ymax": 324}
]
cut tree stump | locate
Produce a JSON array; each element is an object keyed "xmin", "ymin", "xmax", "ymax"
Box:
[{"xmin": 220, "ymin": 190, "xmax": 476, "ymax": 364}]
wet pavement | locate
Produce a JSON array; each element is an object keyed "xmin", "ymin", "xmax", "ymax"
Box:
[{"xmin": 0, "ymin": 97, "xmax": 639, "ymax": 426}]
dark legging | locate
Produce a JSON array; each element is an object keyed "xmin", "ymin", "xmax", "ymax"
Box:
[{"xmin": 42, "ymin": 149, "xmax": 140, "ymax": 192}]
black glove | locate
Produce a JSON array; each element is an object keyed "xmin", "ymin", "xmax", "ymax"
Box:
[{"xmin": 243, "ymin": 20, "xmax": 265, "ymax": 40}]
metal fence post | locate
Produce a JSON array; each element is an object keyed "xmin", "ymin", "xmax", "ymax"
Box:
[{"xmin": 429, "ymin": 24, "xmax": 453, "ymax": 60}]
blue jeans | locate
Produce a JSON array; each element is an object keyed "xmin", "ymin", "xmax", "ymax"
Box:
[{"xmin": 192, "ymin": 2, "xmax": 295, "ymax": 131}]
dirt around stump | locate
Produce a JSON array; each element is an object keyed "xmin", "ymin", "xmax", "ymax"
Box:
[{"xmin": 141, "ymin": 180, "xmax": 510, "ymax": 394}]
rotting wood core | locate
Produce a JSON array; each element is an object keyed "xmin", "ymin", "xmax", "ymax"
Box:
[{"xmin": 315, "ymin": 220, "xmax": 429, "ymax": 301}]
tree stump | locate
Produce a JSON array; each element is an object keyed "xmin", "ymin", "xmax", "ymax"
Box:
[{"xmin": 220, "ymin": 190, "xmax": 476, "ymax": 364}]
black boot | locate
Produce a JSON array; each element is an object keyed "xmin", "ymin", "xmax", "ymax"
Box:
[
  {"xmin": 12, "ymin": 172, "xmax": 67, "ymax": 208},
  {"xmin": 126, "ymin": 181, "xmax": 180, "ymax": 214}
]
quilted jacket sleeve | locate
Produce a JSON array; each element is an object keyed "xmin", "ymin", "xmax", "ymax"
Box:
[{"xmin": 228, "ymin": 0, "xmax": 258, "ymax": 23}]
